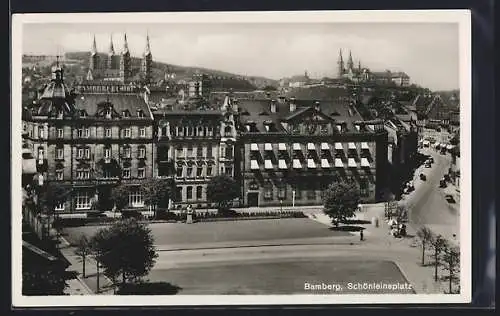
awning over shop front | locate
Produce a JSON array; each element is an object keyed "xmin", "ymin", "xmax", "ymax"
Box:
[
  {"xmin": 250, "ymin": 160, "xmax": 259, "ymax": 170},
  {"xmin": 335, "ymin": 143, "xmax": 343, "ymax": 150},
  {"xmin": 250, "ymin": 143, "xmax": 259, "ymax": 151},
  {"xmin": 293, "ymin": 143, "xmax": 302, "ymax": 151},
  {"xmin": 321, "ymin": 143, "xmax": 329, "ymax": 150},
  {"xmin": 361, "ymin": 142, "xmax": 370, "ymax": 150},
  {"xmin": 264, "ymin": 160, "xmax": 273, "ymax": 169},
  {"xmin": 293, "ymin": 159, "xmax": 302, "ymax": 169},
  {"xmin": 278, "ymin": 143, "xmax": 287, "ymax": 151},
  {"xmin": 348, "ymin": 158, "xmax": 357, "ymax": 168},
  {"xmin": 278, "ymin": 159, "xmax": 287, "ymax": 169},
  {"xmin": 348, "ymin": 142, "xmax": 357, "ymax": 150},
  {"xmin": 334, "ymin": 158, "xmax": 344, "ymax": 168},
  {"xmin": 307, "ymin": 143, "xmax": 316, "ymax": 150},
  {"xmin": 361, "ymin": 158, "xmax": 370, "ymax": 167},
  {"xmin": 321, "ymin": 159, "xmax": 330, "ymax": 168},
  {"xmin": 307, "ymin": 159, "xmax": 316, "ymax": 169},
  {"xmin": 264, "ymin": 143, "xmax": 273, "ymax": 151}
]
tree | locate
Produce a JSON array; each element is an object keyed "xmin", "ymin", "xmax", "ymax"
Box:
[
  {"xmin": 416, "ymin": 226, "xmax": 434, "ymax": 266},
  {"xmin": 141, "ymin": 178, "xmax": 176, "ymax": 218},
  {"xmin": 39, "ymin": 183, "xmax": 72, "ymax": 239},
  {"xmin": 206, "ymin": 175, "xmax": 240, "ymax": 211},
  {"xmin": 74, "ymin": 235, "xmax": 91, "ymax": 278},
  {"xmin": 322, "ymin": 180, "xmax": 361, "ymax": 226},
  {"xmin": 430, "ymin": 235, "xmax": 447, "ymax": 282},
  {"xmin": 91, "ymin": 219, "xmax": 158, "ymax": 288},
  {"xmin": 111, "ymin": 184, "xmax": 130, "ymax": 212},
  {"xmin": 442, "ymin": 244, "xmax": 460, "ymax": 294}
]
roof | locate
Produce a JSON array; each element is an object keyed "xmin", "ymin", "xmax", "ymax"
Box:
[
  {"xmin": 283, "ymin": 86, "xmax": 349, "ymax": 101},
  {"xmin": 237, "ymin": 98, "xmax": 362, "ymax": 133},
  {"xmin": 74, "ymin": 93, "xmax": 152, "ymax": 118}
]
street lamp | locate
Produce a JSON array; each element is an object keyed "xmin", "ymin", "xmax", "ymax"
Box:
[
  {"xmin": 280, "ymin": 199, "xmax": 283, "ymax": 213},
  {"xmin": 292, "ymin": 190, "xmax": 296, "ymax": 208}
]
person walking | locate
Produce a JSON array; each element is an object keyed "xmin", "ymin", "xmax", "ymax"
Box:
[{"xmin": 360, "ymin": 229, "xmax": 364, "ymax": 241}]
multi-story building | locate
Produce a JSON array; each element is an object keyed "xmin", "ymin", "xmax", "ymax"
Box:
[
  {"xmin": 24, "ymin": 63, "xmax": 155, "ymax": 214},
  {"xmin": 153, "ymin": 97, "xmax": 224, "ymax": 209},
  {"xmin": 235, "ymin": 96, "xmax": 389, "ymax": 207}
]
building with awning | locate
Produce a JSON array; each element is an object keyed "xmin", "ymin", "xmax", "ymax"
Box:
[
  {"xmin": 307, "ymin": 159, "xmax": 316, "ymax": 168},
  {"xmin": 321, "ymin": 158, "xmax": 330, "ymax": 168},
  {"xmin": 278, "ymin": 159, "xmax": 287, "ymax": 169},
  {"xmin": 264, "ymin": 160, "xmax": 273, "ymax": 169},
  {"xmin": 348, "ymin": 158, "xmax": 357, "ymax": 168},
  {"xmin": 334, "ymin": 158, "xmax": 344, "ymax": 168},
  {"xmin": 293, "ymin": 159, "xmax": 302, "ymax": 169},
  {"xmin": 321, "ymin": 143, "xmax": 329, "ymax": 150},
  {"xmin": 278, "ymin": 143, "xmax": 287, "ymax": 151},
  {"xmin": 250, "ymin": 143, "xmax": 259, "ymax": 151},
  {"xmin": 250, "ymin": 160, "xmax": 259, "ymax": 170},
  {"xmin": 348, "ymin": 142, "xmax": 357, "ymax": 150},
  {"xmin": 264, "ymin": 143, "xmax": 273, "ymax": 151},
  {"xmin": 361, "ymin": 157, "xmax": 370, "ymax": 167},
  {"xmin": 361, "ymin": 142, "xmax": 369, "ymax": 150},
  {"xmin": 307, "ymin": 143, "xmax": 316, "ymax": 150},
  {"xmin": 293, "ymin": 143, "xmax": 302, "ymax": 151},
  {"xmin": 334, "ymin": 142, "xmax": 343, "ymax": 150}
]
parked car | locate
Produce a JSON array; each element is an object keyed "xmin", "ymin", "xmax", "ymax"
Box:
[
  {"xmin": 439, "ymin": 179, "xmax": 447, "ymax": 188},
  {"xmin": 420, "ymin": 173, "xmax": 427, "ymax": 181},
  {"xmin": 425, "ymin": 162, "xmax": 431, "ymax": 168},
  {"xmin": 428, "ymin": 157, "xmax": 434, "ymax": 163},
  {"xmin": 445, "ymin": 194, "xmax": 456, "ymax": 203}
]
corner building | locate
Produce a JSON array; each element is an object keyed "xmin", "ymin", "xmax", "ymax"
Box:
[{"xmin": 236, "ymin": 96, "xmax": 388, "ymax": 207}]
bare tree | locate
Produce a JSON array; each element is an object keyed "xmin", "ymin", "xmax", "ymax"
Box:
[
  {"xmin": 416, "ymin": 226, "xmax": 434, "ymax": 266},
  {"xmin": 430, "ymin": 235, "xmax": 447, "ymax": 282},
  {"xmin": 74, "ymin": 235, "xmax": 91, "ymax": 278},
  {"xmin": 442, "ymin": 244, "xmax": 460, "ymax": 294}
]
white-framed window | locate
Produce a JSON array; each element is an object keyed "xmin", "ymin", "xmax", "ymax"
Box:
[
  {"xmin": 186, "ymin": 186, "xmax": 193, "ymax": 200},
  {"xmin": 104, "ymin": 147, "xmax": 111, "ymax": 159},
  {"xmin": 206, "ymin": 165, "xmax": 213, "ymax": 177},
  {"xmin": 57, "ymin": 128, "xmax": 64, "ymax": 139},
  {"xmin": 75, "ymin": 192, "xmax": 91, "ymax": 210},
  {"xmin": 56, "ymin": 170, "xmax": 64, "ymax": 180},
  {"xmin": 22, "ymin": 122, "xmax": 27, "ymax": 133},
  {"xmin": 77, "ymin": 128, "xmax": 83, "ymax": 138},
  {"xmin": 196, "ymin": 186, "xmax": 203, "ymax": 200},
  {"xmin": 105, "ymin": 128, "xmax": 112, "ymax": 138},
  {"xmin": 56, "ymin": 148, "xmax": 64, "ymax": 159},
  {"xmin": 138, "ymin": 168, "xmax": 145, "ymax": 178},
  {"xmin": 37, "ymin": 147, "xmax": 44, "ymax": 160},
  {"xmin": 226, "ymin": 166, "xmax": 233, "ymax": 176},
  {"xmin": 105, "ymin": 109, "xmax": 112, "ymax": 119},
  {"xmin": 207, "ymin": 126, "xmax": 213, "ymax": 137},
  {"xmin": 187, "ymin": 146, "xmax": 194, "ymax": 157},
  {"xmin": 77, "ymin": 148, "xmax": 84, "ymax": 159},
  {"xmin": 207, "ymin": 146, "xmax": 213, "ymax": 158},
  {"xmin": 176, "ymin": 166, "xmax": 184, "ymax": 178},
  {"xmin": 123, "ymin": 146, "xmax": 131, "ymax": 158},
  {"xmin": 139, "ymin": 127, "xmax": 146, "ymax": 138},
  {"xmin": 55, "ymin": 201, "xmax": 65, "ymax": 211},
  {"xmin": 85, "ymin": 148, "xmax": 91, "ymax": 159},
  {"xmin": 124, "ymin": 128, "xmax": 131, "ymax": 138},
  {"xmin": 176, "ymin": 146, "xmax": 184, "ymax": 157},
  {"xmin": 196, "ymin": 167, "xmax": 203, "ymax": 177},
  {"xmin": 128, "ymin": 188, "xmax": 144, "ymax": 207},
  {"xmin": 84, "ymin": 128, "xmax": 90, "ymax": 138},
  {"xmin": 138, "ymin": 147, "xmax": 146, "ymax": 158},
  {"xmin": 38, "ymin": 126, "xmax": 44, "ymax": 139},
  {"xmin": 103, "ymin": 170, "xmax": 112, "ymax": 179},
  {"xmin": 122, "ymin": 168, "xmax": 131, "ymax": 179},
  {"xmin": 137, "ymin": 110, "xmax": 145, "ymax": 118}
]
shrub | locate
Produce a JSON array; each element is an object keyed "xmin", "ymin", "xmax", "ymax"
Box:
[{"xmin": 121, "ymin": 210, "xmax": 143, "ymax": 220}]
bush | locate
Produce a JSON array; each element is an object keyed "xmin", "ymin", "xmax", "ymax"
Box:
[
  {"xmin": 121, "ymin": 210, "xmax": 143, "ymax": 220},
  {"xmin": 53, "ymin": 218, "xmax": 87, "ymax": 228},
  {"xmin": 117, "ymin": 282, "xmax": 181, "ymax": 295},
  {"xmin": 155, "ymin": 210, "xmax": 179, "ymax": 221},
  {"xmin": 217, "ymin": 209, "xmax": 239, "ymax": 218}
]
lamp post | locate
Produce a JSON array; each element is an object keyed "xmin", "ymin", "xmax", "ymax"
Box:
[
  {"xmin": 280, "ymin": 199, "xmax": 283, "ymax": 212},
  {"xmin": 292, "ymin": 190, "xmax": 296, "ymax": 208}
]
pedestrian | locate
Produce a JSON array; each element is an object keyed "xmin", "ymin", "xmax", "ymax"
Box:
[{"xmin": 360, "ymin": 229, "xmax": 364, "ymax": 241}]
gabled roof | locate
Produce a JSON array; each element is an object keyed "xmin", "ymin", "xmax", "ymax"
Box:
[{"xmin": 74, "ymin": 93, "xmax": 152, "ymax": 119}]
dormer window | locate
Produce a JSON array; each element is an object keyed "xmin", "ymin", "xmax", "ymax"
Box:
[
  {"xmin": 137, "ymin": 110, "xmax": 145, "ymax": 118},
  {"xmin": 105, "ymin": 109, "xmax": 112, "ymax": 119},
  {"xmin": 57, "ymin": 110, "xmax": 64, "ymax": 119},
  {"xmin": 122, "ymin": 110, "xmax": 130, "ymax": 118},
  {"xmin": 80, "ymin": 110, "xmax": 87, "ymax": 118}
]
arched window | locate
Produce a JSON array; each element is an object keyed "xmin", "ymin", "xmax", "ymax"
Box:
[{"xmin": 224, "ymin": 126, "xmax": 232, "ymax": 136}]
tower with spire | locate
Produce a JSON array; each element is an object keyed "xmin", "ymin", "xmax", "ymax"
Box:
[
  {"xmin": 141, "ymin": 33, "xmax": 153, "ymax": 84},
  {"xmin": 107, "ymin": 34, "xmax": 117, "ymax": 69},
  {"xmin": 347, "ymin": 50, "xmax": 354, "ymax": 72},
  {"xmin": 337, "ymin": 48, "xmax": 345, "ymax": 78},
  {"xmin": 120, "ymin": 33, "xmax": 132, "ymax": 82},
  {"xmin": 89, "ymin": 35, "xmax": 99, "ymax": 72}
]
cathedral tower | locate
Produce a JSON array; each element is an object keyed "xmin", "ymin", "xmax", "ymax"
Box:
[
  {"xmin": 107, "ymin": 34, "xmax": 116, "ymax": 69},
  {"xmin": 120, "ymin": 33, "xmax": 132, "ymax": 82},
  {"xmin": 89, "ymin": 35, "xmax": 99, "ymax": 71},
  {"xmin": 337, "ymin": 48, "xmax": 345, "ymax": 78},
  {"xmin": 141, "ymin": 33, "xmax": 153, "ymax": 84},
  {"xmin": 347, "ymin": 50, "xmax": 354, "ymax": 72}
]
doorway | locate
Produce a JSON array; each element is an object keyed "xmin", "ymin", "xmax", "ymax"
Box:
[{"xmin": 247, "ymin": 192, "xmax": 259, "ymax": 207}]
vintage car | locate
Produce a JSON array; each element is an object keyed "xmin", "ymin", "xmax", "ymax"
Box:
[
  {"xmin": 420, "ymin": 173, "xmax": 427, "ymax": 181},
  {"xmin": 445, "ymin": 194, "xmax": 456, "ymax": 203}
]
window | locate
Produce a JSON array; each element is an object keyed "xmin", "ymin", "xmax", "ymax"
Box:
[
  {"xmin": 85, "ymin": 148, "xmax": 90, "ymax": 159},
  {"xmin": 187, "ymin": 166, "xmax": 193, "ymax": 178},
  {"xmin": 137, "ymin": 110, "xmax": 145, "ymax": 118},
  {"xmin": 84, "ymin": 128, "xmax": 90, "ymax": 138},
  {"xmin": 186, "ymin": 186, "xmax": 193, "ymax": 200},
  {"xmin": 75, "ymin": 192, "xmax": 91, "ymax": 210},
  {"xmin": 22, "ymin": 123, "xmax": 27, "ymax": 133},
  {"xmin": 176, "ymin": 146, "xmax": 184, "ymax": 157},
  {"xmin": 264, "ymin": 182, "xmax": 273, "ymax": 200},
  {"xmin": 207, "ymin": 126, "xmax": 213, "ymax": 137},
  {"xmin": 56, "ymin": 170, "xmax": 63, "ymax": 180},
  {"xmin": 138, "ymin": 168, "xmax": 145, "ymax": 179},
  {"xmin": 207, "ymin": 146, "xmax": 213, "ymax": 158},
  {"xmin": 123, "ymin": 146, "xmax": 131, "ymax": 158},
  {"xmin": 105, "ymin": 128, "xmax": 112, "ymax": 138},
  {"xmin": 320, "ymin": 124, "xmax": 329, "ymax": 135},
  {"xmin": 197, "ymin": 126, "xmax": 204, "ymax": 136},
  {"xmin": 278, "ymin": 184, "xmax": 286, "ymax": 199},
  {"xmin": 128, "ymin": 188, "xmax": 144, "ymax": 207},
  {"xmin": 56, "ymin": 148, "xmax": 64, "ymax": 159},
  {"xmin": 57, "ymin": 128, "xmax": 64, "ymax": 139},
  {"xmin": 105, "ymin": 109, "xmax": 112, "ymax": 119},
  {"xmin": 359, "ymin": 178, "xmax": 369, "ymax": 197},
  {"xmin": 161, "ymin": 126, "xmax": 168, "ymax": 137},
  {"xmin": 124, "ymin": 128, "xmax": 131, "ymax": 138},
  {"xmin": 187, "ymin": 146, "xmax": 194, "ymax": 157},
  {"xmin": 307, "ymin": 190, "xmax": 316, "ymax": 200},
  {"xmin": 226, "ymin": 166, "xmax": 233, "ymax": 176},
  {"xmin": 176, "ymin": 187, "xmax": 183, "ymax": 201},
  {"xmin": 176, "ymin": 166, "xmax": 184, "ymax": 177},
  {"xmin": 104, "ymin": 147, "xmax": 111, "ymax": 159},
  {"xmin": 37, "ymin": 147, "xmax": 44, "ymax": 160},
  {"xmin": 122, "ymin": 168, "xmax": 131, "ymax": 179},
  {"xmin": 197, "ymin": 146, "xmax": 203, "ymax": 158},
  {"xmin": 295, "ymin": 188, "xmax": 302, "ymax": 200},
  {"xmin": 139, "ymin": 127, "xmax": 146, "ymax": 138},
  {"xmin": 138, "ymin": 147, "xmax": 146, "ymax": 158},
  {"xmin": 196, "ymin": 186, "xmax": 203, "ymax": 200},
  {"xmin": 38, "ymin": 126, "xmax": 44, "ymax": 139},
  {"xmin": 55, "ymin": 201, "xmax": 65, "ymax": 211},
  {"xmin": 226, "ymin": 145, "xmax": 233, "ymax": 159},
  {"xmin": 196, "ymin": 167, "xmax": 203, "ymax": 177},
  {"xmin": 206, "ymin": 165, "xmax": 213, "ymax": 177},
  {"xmin": 224, "ymin": 126, "xmax": 232, "ymax": 136},
  {"xmin": 77, "ymin": 128, "xmax": 83, "ymax": 138},
  {"xmin": 220, "ymin": 147, "xmax": 226, "ymax": 159},
  {"xmin": 122, "ymin": 110, "xmax": 130, "ymax": 118},
  {"xmin": 77, "ymin": 148, "xmax": 84, "ymax": 159}
]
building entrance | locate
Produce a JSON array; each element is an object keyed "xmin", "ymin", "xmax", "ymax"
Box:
[{"xmin": 247, "ymin": 192, "xmax": 259, "ymax": 207}]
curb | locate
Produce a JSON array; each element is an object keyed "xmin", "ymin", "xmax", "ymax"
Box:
[{"xmin": 156, "ymin": 241, "xmax": 361, "ymax": 252}]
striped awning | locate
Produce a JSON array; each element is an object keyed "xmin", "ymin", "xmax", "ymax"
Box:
[
  {"xmin": 361, "ymin": 142, "xmax": 369, "ymax": 150},
  {"xmin": 264, "ymin": 160, "xmax": 273, "ymax": 169},
  {"xmin": 264, "ymin": 143, "xmax": 273, "ymax": 151},
  {"xmin": 321, "ymin": 143, "xmax": 329, "ymax": 150},
  {"xmin": 348, "ymin": 142, "xmax": 357, "ymax": 150},
  {"xmin": 348, "ymin": 158, "xmax": 357, "ymax": 168},
  {"xmin": 334, "ymin": 143, "xmax": 343, "ymax": 150},
  {"xmin": 307, "ymin": 159, "xmax": 316, "ymax": 169},
  {"xmin": 446, "ymin": 144, "xmax": 454, "ymax": 150},
  {"xmin": 307, "ymin": 143, "xmax": 315, "ymax": 150},
  {"xmin": 321, "ymin": 158, "xmax": 330, "ymax": 168},
  {"xmin": 250, "ymin": 143, "xmax": 259, "ymax": 151},
  {"xmin": 278, "ymin": 143, "xmax": 287, "ymax": 151},
  {"xmin": 361, "ymin": 157, "xmax": 370, "ymax": 167},
  {"xmin": 293, "ymin": 143, "xmax": 302, "ymax": 151},
  {"xmin": 334, "ymin": 158, "xmax": 344, "ymax": 168},
  {"xmin": 278, "ymin": 159, "xmax": 287, "ymax": 169},
  {"xmin": 250, "ymin": 160, "xmax": 259, "ymax": 170},
  {"xmin": 293, "ymin": 159, "xmax": 302, "ymax": 169}
]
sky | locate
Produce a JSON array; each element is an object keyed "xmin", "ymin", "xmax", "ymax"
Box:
[{"xmin": 22, "ymin": 22, "xmax": 460, "ymax": 91}]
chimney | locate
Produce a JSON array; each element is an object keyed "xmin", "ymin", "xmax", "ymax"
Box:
[
  {"xmin": 270, "ymin": 99, "xmax": 277, "ymax": 113},
  {"xmin": 289, "ymin": 97, "xmax": 297, "ymax": 112},
  {"xmin": 314, "ymin": 100, "xmax": 321, "ymax": 112}
]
